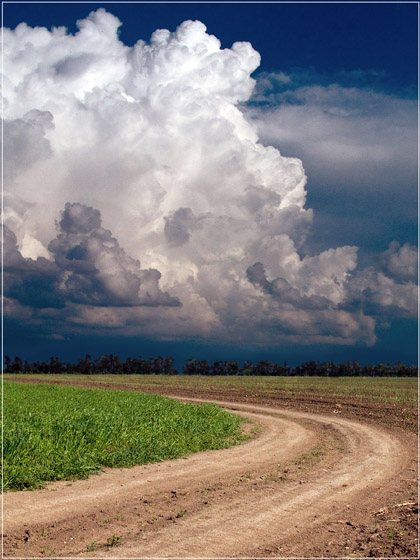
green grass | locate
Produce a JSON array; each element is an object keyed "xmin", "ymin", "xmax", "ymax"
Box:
[
  {"xmin": 3, "ymin": 381, "xmax": 246, "ymax": 491},
  {"xmin": 6, "ymin": 373, "xmax": 417, "ymax": 431}
]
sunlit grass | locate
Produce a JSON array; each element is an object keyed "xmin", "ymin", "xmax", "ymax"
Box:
[{"xmin": 3, "ymin": 381, "xmax": 246, "ymax": 491}]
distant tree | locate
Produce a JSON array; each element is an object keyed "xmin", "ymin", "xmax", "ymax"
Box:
[
  {"xmin": 111, "ymin": 355, "xmax": 123, "ymax": 374},
  {"xmin": 318, "ymin": 362, "xmax": 330, "ymax": 377},
  {"xmin": 75, "ymin": 354, "xmax": 92, "ymax": 374},
  {"xmin": 10, "ymin": 356, "xmax": 23, "ymax": 373},
  {"xmin": 163, "ymin": 357, "xmax": 177, "ymax": 375},
  {"xmin": 337, "ymin": 362, "xmax": 349, "ymax": 376},
  {"xmin": 210, "ymin": 361, "xmax": 225, "ymax": 376},
  {"xmin": 94, "ymin": 354, "xmax": 112, "ymax": 373},
  {"xmin": 294, "ymin": 361, "xmax": 319, "ymax": 376},
  {"xmin": 374, "ymin": 363, "xmax": 393, "ymax": 377},
  {"xmin": 48, "ymin": 356, "xmax": 63, "ymax": 373},
  {"xmin": 150, "ymin": 357, "xmax": 164, "ymax": 374},
  {"xmin": 183, "ymin": 358, "xmax": 210, "ymax": 375},
  {"xmin": 4, "ymin": 355, "xmax": 11, "ymax": 372},
  {"xmin": 328, "ymin": 363, "xmax": 340, "ymax": 377},
  {"xmin": 254, "ymin": 361, "xmax": 275, "ymax": 376},
  {"xmin": 240, "ymin": 360, "xmax": 253, "ymax": 376},
  {"xmin": 406, "ymin": 365, "xmax": 418, "ymax": 377},
  {"xmin": 271, "ymin": 362, "xmax": 289, "ymax": 376},
  {"xmin": 123, "ymin": 357, "xmax": 135, "ymax": 374},
  {"xmin": 4, "ymin": 353, "xmax": 417, "ymax": 377},
  {"xmin": 197, "ymin": 360, "xmax": 210, "ymax": 375},
  {"xmin": 225, "ymin": 361, "xmax": 239, "ymax": 376},
  {"xmin": 183, "ymin": 358, "xmax": 199, "ymax": 375},
  {"xmin": 283, "ymin": 362, "xmax": 291, "ymax": 376},
  {"xmin": 393, "ymin": 362, "xmax": 417, "ymax": 377},
  {"xmin": 348, "ymin": 361, "xmax": 361, "ymax": 376},
  {"xmin": 140, "ymin": 359, "xmax": 152, "ymax": 375}
]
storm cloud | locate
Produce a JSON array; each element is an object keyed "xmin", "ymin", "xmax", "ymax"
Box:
[
  {"xmin": 4, "ymin": 202, "xmax": 179, "ymax": 308},
  {"xmin": 2, "ymin": 10, "xmax": 417, "ymax": 346}
]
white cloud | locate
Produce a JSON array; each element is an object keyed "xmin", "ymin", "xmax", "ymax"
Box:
[
  {"xmin": 3, "ymin": 10, "xmax": 416, "ymax": 347},
  {"xmin": 345, "ymin": 269, "xmax": 417, "ymax": 321},
  {"xmin": 247, "ymin": 77, "xmax": 417, "ymax": 193},
  {"xmin": 381, "ymin": 241, "xmax": 418, "ymax": 282}
]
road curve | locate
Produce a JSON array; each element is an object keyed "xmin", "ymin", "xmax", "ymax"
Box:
[{"xmin": 3, "ymin": 397, "xmax": 415, "ymax": 558}]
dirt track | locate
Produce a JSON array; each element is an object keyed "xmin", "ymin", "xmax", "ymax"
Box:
[{"xmin": 4, "ymin": 396, "xmax": 418, "ymax": 558}]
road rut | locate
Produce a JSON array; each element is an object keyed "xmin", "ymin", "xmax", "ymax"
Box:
[{"xmin": 3, "ymin": 397, "xmax": 417, "ymax": 558}]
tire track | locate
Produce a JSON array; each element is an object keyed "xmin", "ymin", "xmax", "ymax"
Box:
[
  {"xmin": 4, "ymin": 398, "xmax": 414, "ymax": 558},
  {"xmin": 116, "ymin": 399, "xmax": 409, "ymax": 558}
]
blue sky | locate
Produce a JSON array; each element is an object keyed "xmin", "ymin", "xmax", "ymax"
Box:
[{"xmin": 3, "ymin": 2, "xmax": 418, "ymax": 367}]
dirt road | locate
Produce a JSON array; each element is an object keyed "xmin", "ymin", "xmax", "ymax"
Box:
[{"xmin": 4, "ymin": 397, "xmax": 418, "ymax": 558}]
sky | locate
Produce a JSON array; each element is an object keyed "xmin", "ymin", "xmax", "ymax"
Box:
[{"xmin": 2, "ymin": 1, "xmax": 418, "ymax": 367}]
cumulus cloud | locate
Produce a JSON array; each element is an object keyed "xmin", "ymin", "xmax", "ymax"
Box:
[
  {"xmin": 2, "ymin": 10, "xmax": 417, "ymax": 347},
  {"xmin": 3, "ymin": 224, "xmax": 63, "ymax": 308},
  {"xmin": 246, "ymin": 262, "xmax": 331, "ymax": 310},
  {"xmin": 344, "ymin": 270, "xmax": 417, "ymax": 320},
  {"xmin": 164, "ymin": 207, "xmax": 206, "ymax": 247},
  {"xmin": 3, "ymin": 109, "xmax": 54, "ymax": 182},
  {"xmin": 381, "ymin": 241, "xmax": 418, "ymax": 282},
  {"xmin": 4, "ymin": 202, "xmax": 179, "ymax": 308},
  {"xmin": 341, "ymin": 242, "xmax": 418, "ymax": 321}
]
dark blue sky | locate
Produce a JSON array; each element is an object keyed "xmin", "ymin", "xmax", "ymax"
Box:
[
  {"xmin": 4, "ymin": 2, "xmax": 418, "ymax": 86},
  {"xmin": 3, "ymin": 2, "xmax": 418, "ymax": 367}
]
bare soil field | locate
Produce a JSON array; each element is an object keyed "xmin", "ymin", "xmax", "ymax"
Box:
[{"xmin": 3, "ymin": 376, "xmax": 418, "ymax": 558}]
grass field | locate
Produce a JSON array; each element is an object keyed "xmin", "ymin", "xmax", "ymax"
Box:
[
  {"xmin": 5, "ymin": 373, "xmax": 417, "ymax": 432},
  {"xmin": 3, "ymin": 381, "xmax": 246, "ymax": 491}
]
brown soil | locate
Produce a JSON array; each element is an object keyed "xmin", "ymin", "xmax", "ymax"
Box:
[{"xmin": 3, "ymin": 385, "xmax": 418, "ymax": 559}]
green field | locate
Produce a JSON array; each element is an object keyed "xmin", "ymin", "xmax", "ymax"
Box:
[
  {"xmin": 5, "ymin": 373, "xmax": 417, "ymax": 432},
  {"xmin": 3, "ymin": 382, "xmax": 246, "ymax": 491}
]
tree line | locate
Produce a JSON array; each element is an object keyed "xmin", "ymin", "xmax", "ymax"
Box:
[{"xmin": 3, "ymin": 354, "xmax": 417, "ymax": 377}]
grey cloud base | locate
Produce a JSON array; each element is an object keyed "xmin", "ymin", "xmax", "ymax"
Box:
[
  {"xmin": 3, "ymin": 202, "xmax": 416, "ymax": 347},
  {"xmin": 4, "ymin": 203, "xmax": 180, "ymax": 309}
]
